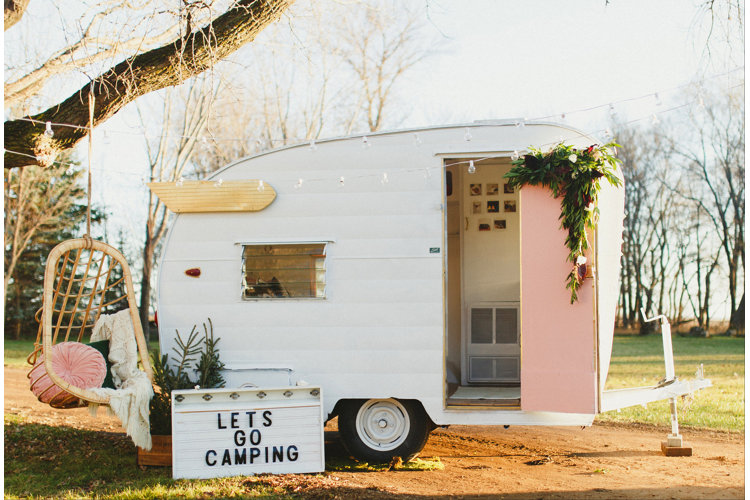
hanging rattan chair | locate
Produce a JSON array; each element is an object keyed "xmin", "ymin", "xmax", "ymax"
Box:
[{"xmin": 27, "ymin": 236, "xmax": 153, "ymax": 408}]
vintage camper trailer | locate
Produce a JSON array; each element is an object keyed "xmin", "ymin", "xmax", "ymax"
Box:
[{"xmin": 154, "ymin": 122, "xmax": 709, "ymax": 461}]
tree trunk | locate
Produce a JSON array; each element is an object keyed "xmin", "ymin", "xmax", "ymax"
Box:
[
  {"xmin": 4, "ymin": 0, "xmax": 294, "ymax": 169},
  {"xmin": 729, "ymin": 293, "xmax": 744, "ymax": 333},
  {"xmin": 4, "ymin": 0, "xmax": 29, "ymax": 31},
  {"xmin": 140, "ymin": 235, "xmax": 155, "ymax": 343}
]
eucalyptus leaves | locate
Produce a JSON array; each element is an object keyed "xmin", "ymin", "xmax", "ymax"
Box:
[{"xmin": 504, "ymin": 142, "xmax": 622, "ymax": 303}]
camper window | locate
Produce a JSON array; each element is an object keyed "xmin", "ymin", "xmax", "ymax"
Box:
[{"xmin": 242, "ymin": 243, "xmax": 326, "ymax": 299}]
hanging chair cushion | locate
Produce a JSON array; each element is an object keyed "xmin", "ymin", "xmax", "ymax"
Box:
[{"xmin": 29, "ymin": 342, "xmax": 107, "ymax": 404}]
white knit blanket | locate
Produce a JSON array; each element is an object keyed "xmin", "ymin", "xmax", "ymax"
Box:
[{"xmin": 88, "ymin": 309, "xmax": 154, "ymax": 450}]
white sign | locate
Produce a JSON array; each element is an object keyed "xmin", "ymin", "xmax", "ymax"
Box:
[{"xmin": 171, "ymin": 386, "xmax": 325, "ymax": 479}]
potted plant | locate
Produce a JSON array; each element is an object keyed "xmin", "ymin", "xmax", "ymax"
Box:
[{"xmin": 137, "ymin": 318, "xmax": 225, "ymax": 467}]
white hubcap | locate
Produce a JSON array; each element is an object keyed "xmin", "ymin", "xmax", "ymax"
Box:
[{"xmin": 355, "ymin": 399, "xmax": 410, "ymax": 451}]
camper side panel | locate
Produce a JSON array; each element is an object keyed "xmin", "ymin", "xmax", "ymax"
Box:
[{"xmin": 157, "ymin": 136, "xmax": 446, "ymax": 417}]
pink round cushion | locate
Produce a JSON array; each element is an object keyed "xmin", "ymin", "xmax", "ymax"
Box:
[{"xmin": 29, "ymin": 342, "xmax": 107, "ymax": 405}]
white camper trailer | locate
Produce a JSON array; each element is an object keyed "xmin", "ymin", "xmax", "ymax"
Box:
[{"xmin": 154, "ymin": 122, "xmax": 709, "ymax": 461}]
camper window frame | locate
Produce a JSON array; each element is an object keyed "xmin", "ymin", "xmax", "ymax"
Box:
[{"xmin": 240, "ymin": 242, "xmax": 327, "ymax": 300}]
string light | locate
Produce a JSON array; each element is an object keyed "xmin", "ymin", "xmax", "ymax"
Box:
[
  {"xmin": 309, "ymin": 139, "xmax": 317, "ymax": 151},
  {"xmin": 44, "ymin": 121, "xmax": 54, "ymax": 137},
  {"xmin": 294, "ymin": 178, "xmax": 304, "ymax": 189},
  {"xmin": 176, "ymin": 176, "xmax": 184, "ymax": 187},
  {"xmin": 257, "ymin": 180, "xmax": 265, "ymax": 192},
  {"xmin": 381, "ymin": 172, "xmax": 389, "ymax": 185},
  {"xmin": 214, "ymin": 178, "xmax": 223, "ymax": 188},
  {"xmin": 362, "ymin": 136, "xmax": 370, "ymax": 148},
  {"xmin": 651, "ymin": 113, "xmax": 660, "ymax": 125},
  {"xmin": 464, "ymin": 128, "xmax": 472, "ymax": 141},
  {"xmin": 468, "ymin": 160, "xmax": 476, "ymax": 174},
  {"xmin": 9, "ymin": 66, "xmax": 741, "ymax": 151}
]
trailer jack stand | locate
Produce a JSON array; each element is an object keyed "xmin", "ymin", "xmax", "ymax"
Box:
[{"xmin": 661, "ymin": 397, "xmax": 692, "ymax": 457}]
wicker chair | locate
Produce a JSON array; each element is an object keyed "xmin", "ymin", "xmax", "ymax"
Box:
[{"xmin": 27, "ymin": 237, "xmax": 153, "ymax": 408}]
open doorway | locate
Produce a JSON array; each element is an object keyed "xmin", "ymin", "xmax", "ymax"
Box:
[{"xmin": 445, "ymin": 158, "xmax": 521, "ymax": 407}]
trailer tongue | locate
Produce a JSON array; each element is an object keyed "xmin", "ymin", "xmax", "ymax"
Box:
[{"xmin": 601, "ymin": 311, "xmax": 712, "ymax": 456}]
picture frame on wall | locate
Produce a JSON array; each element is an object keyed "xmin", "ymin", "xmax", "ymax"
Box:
[
  {"xmin": 478, "ymin": 220, "xmax": 491, "ymax": 231},
  {"xmin": 504, "ymin": 183, "xmax": 515, "ymax": 194},
  {"xmin": 504, "ymin": 200, "xmax": 517, "ymax": 213},
  {"xmin": 494, "ymin": 219, "xmax": 506, "ymax": 229},
  {"xmin": 472, "ymin": 202, "xmax": 482, "ymax": 214},
  {"xmin": 470, "ymin": 184, "xmax": 482, "ymax": 196},
  {"xmin": 487, "ymin": 200, "xmax": 500, "ymax": 213},
  {"xmin": 487, "ymin": 183, "xmax": 499, "ymax": 195}
]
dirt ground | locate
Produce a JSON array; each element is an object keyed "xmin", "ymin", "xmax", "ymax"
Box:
[{"xmin": 4, "ymin": 366, "xmax": 745, "ymax": 499}]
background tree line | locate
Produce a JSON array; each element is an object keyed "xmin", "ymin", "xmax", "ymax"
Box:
[{"xmin": 615, "ymin": 85, "xmax": 744, "ymax": 334}]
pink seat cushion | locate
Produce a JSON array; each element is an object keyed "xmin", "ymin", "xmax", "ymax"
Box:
[{"xmin": 29, "ymin": 342, "xmax": 107, "ymax": 404}]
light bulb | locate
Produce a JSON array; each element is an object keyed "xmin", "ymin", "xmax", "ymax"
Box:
[
  {"xmin": 468, "ymin": 160, "xmax": 476, "ymax": 174},
  {"xmin": 413, "ymin": 133, "xmax": 422, "ymax": 146},
  {"xmin": 176, "ymin": 176, "xmax": 184, "ymax": 187},
  {"xmin": 654, "ymin": 93, "xmax": 662, "ymax": 106},
  {"xmin": 310, "ymin": 139, "xmax": 317, "ymax": 151},
  {"xmin": 339, "ymin": 176, "xmax": 345, "ymax": 187},
  {"xmin": 651, "ymin": 113, "xmax": 660, "ymax": 125},
  {"xmin": 215, "ymin": 178, "xmax": 223, "ymax": 188},
  {"xmin": 295, "ymin": 178, "xmax": 304, "ymax": 190},
  {"xmin": 464, "ymin": 128, "xmax": 472, "ymax": 141},
  {"xmin": 44, "ymin": 121, "xmax": 54, "ymax": 137},
  {"xmin": 381, "ymin": 172, "xmax": 389, "ymax": 184},
  {"xmin": 511, "ymin": 150, "xmax": 520, "ymax": 161},
  {"xmin": 608, "ymin": 104, "xmax": 616, "ymax": 116},
  {"xmin": 362, "ymin": 136, "xmax": 370, "ymax": 148},
  {"xmin": 257, "ymin": 180, "xmax": 265, "ymax": 192}
]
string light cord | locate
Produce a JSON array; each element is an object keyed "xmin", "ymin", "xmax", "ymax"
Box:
[
  {"xmin": 14, "ymin": 66, "xmax": 743, "ymax": 145},
  {"xmin": 5, "ymin": 82, "xmax": 741, "ymax": 188}
]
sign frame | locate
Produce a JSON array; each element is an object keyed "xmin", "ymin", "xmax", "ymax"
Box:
[{"xmin": 171, "ymin": 386, "xmax": 325, "ymax": 479}]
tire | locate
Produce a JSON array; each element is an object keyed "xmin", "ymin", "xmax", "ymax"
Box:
[{"xmin": 337, "ymin": 398, "xmax": 432, "ymax": 462}]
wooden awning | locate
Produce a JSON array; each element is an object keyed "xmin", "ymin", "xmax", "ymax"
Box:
[{"xmin": 147, "ymin": 180, "xmax": 276, "ymax": 213}]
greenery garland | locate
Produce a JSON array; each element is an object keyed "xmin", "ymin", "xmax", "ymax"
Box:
[{"xmin": 504, "ymin": 142, "xmax": 622, "ymax": 303}]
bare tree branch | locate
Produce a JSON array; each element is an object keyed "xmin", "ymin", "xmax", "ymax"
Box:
[
  {"xmin": 4, "ymin": 0, "xmax": 295, "ymax": 170},
  {"xmin": 4, "ymin": 0, "xmax": 29, "ymax": 31}
]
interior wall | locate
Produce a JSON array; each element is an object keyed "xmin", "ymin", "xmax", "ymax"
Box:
[{"xmin": 461, "ymin": 159, "xmax": 520, "ymax": 305}]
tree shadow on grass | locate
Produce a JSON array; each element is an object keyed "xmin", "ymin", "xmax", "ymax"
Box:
[{"xmin": 4, "ymin": 420, "xmax": 170, "ymax": 498}]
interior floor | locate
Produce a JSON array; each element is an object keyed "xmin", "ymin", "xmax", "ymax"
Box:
[{"xmin": 446, "ymin": 384, "xmax": 521, "ymax": 407}]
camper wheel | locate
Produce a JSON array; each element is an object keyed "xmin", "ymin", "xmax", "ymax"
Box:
[{"xmin": 338, "ymin": 398, "xmax": 431, "ymax": 462}]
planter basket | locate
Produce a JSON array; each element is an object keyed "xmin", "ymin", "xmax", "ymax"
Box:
[{"xmin": 138, "ymin": 434, "xmax": 172, "ymax": 467}]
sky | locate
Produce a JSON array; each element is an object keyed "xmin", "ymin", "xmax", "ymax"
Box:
[{"xmin": 5, "ymin": 0, "xmax": 744, "ymax": 261}]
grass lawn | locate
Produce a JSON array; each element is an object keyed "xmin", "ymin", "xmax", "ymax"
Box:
[
  {"xmin": 4, "ymin": 339, "xmax": 161, "ymax": 368},
  {"xmin": 4, "ymin": 415, "xmax": 297, "ymax": 499},
  {"xmin": 5, "ymin": 339, "xmax": 36, "ymax": 367},
  {"xmin": 596, "ymin": 333, "xmax": 744, "ymax": 432}
]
